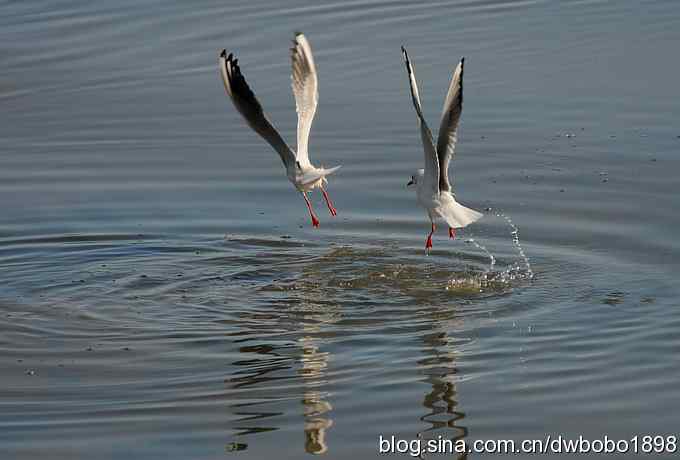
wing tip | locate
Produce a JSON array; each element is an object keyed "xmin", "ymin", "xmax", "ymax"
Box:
[
  {"xmin": 458, "ymin": 57, "xmax": 465, "ymax": 87},
  {"xmin": 219, "ymin": 50, "xmax": 236, "ymax": 69},
  {"xmin": 294, "ymin": 31, "xmax": 306, "ymax": 44},
  {"xmin": 291, "ymin": 32, "xmax": 307, "ymax": 57},
  {"xmin": 401, "ymin": 46, "xmax": 412, "ymax": 73}
]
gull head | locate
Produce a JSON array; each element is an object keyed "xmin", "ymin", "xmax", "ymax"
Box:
[{"xmin": 407, "ymin": 169, "xmax": 425, "ymax": 188}]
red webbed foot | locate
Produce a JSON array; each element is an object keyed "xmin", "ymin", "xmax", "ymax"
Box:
[
  {"xmin": 425, "ymin": 223, "xmax": 436, "ymax": 251},
  {"xmin": 302, "ymin": 192, "xmax": 321, "ymax": 229},
  {"xmin": 321, "ymin": 188, "xmax": 337, "ymax": 217}
]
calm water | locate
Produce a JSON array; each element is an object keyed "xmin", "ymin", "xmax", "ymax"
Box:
[{"xmin": 2, "ymin": 0, "xmax": 680, "ymax": 458}]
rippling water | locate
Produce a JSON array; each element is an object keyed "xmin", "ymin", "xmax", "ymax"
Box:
[{"xmin": 2, "ymin": 0, "xmax": 680, "ymax": 458}]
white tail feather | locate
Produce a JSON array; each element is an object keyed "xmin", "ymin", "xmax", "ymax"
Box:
[
  {"xmin": 440, "ymin": 197, "xmax": 483, "ymax": 229},
  {"xmin": 299, "ymin": 165, "xmax": 341, "ymax": 186}
]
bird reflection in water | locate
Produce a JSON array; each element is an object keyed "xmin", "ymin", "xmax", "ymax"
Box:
[
  {"xmin": 290, "ymin": 261, "xmax": 341, "ymax": 454},
  {"xmin": 224, "ymin": 279, "xmax": 338, "ymax": 455},
  {"xmin": 299, "ymin": 333, "xmax": 333, "ymax": 454},
  {"xmin": 416, "ymin": 307, "xmax": 468, "ymax": 459},
  {"xmin": 223, "ymin": 245, "xmax": 471, "ymax": 456}
]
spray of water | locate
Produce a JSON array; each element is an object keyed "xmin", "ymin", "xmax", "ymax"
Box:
[
  {"xmin": 465, "ymin": 238, "xmax": 496, "ymax": 279},
  {"xmin": 448, "ymin": 210, "xmax": 534, "ymax": 291},
  {"xmin": 496, "ymin": 211, "xmax": 534, "ymax": 280}
]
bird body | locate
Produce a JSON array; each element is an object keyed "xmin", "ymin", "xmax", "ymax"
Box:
[
  {"xmin": 413, "ymin": 169, "xmax": 482, "ymax": 231},
  {"xmin": 402, "ymin": 47, "xmax": 482, "ymax": 250},
  {"xmin": 219, "ymin": 33, "xmax": 340, "ymax": 227}
]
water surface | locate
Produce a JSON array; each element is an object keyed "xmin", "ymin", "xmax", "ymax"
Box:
[{"xmin": 2, "ymin": 0, "xmax": 680, "ymax": 458}]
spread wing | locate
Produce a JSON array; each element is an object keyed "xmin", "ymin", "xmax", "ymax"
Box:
[
  {"xmin": 290, "ymin": 32, "xmax": 318, "ymax": 169},
  {"xmin": 219, "ymin": 50, "xmax": 296, "ymax": 168},
  {"xmin": 436, "ymin": 58, "xmax": 464, "ymax": 192},
  {"xmin": 401, "ymin": 46, "xmax": 439, "ymax": 195}
]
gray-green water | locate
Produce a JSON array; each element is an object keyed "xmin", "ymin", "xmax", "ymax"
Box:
[{"xmin": 2, "ymin": 0, "xmax": 679, "ymax": 458}]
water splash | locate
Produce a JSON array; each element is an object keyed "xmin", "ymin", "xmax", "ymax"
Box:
[
  {"xmin": 496, "ymin": 211, "xmax": 534, "ymax": 280},
  {"xmin": 465, "ymin": 238, "xmax": 496, "ymax": 277},
  {"xmin": 446, "ymin": 210, "xmax": 534, "ymax": 292}
]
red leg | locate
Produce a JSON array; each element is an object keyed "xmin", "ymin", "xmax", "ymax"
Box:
[
  {"xmin": 425, "ymin": 222, "xmax": 436, "ymax": 250},
  {"xmin": 320, "ymin": 187, "xmax": 337, "ymax": 217},
  {"xmin": 302, "ymin": 193, "xmax": 320, "ymax": 228},
  {"xmin": 449, "ymin": 227, "xmax": 456, "ymax": 239}
]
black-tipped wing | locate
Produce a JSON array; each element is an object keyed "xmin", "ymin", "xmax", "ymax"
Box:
[
  {"xmin": 219, "ymin": 50, "xmax": 296, "ymax": 168},
  {"xmin": 436, "ymin": 58, "xmax": 464, "ymax": 192},
  {"xmin": 401, "ymin": 46, "xmax": 439, "ymax": 195},
  {"xmin": 290, "ymin": 32, "xmax": 318, "ymax": 169}
]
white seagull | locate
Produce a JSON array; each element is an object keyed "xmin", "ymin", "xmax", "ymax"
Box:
[
  {"xmin": 401, "ymin": 46, "xmax": 483, "ymax": 251},
  {"xmin": 219, "ymin": 33, "xmax": 340, "ymax": 228}
]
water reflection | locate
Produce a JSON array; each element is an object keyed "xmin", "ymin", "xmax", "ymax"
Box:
[
  {"xmin": 227, "ymin": 340, "xmax": 289, "ymax": 438},
  {"xmin": 225, "ymin": 283, "xmax": 338, "ymax": 455},
  {"xmin": 222, "ymin": 245, "xmax": 479, "ymax": 456},
  {"xmin": 299, "ymin": 334, "xmax": 333, "ymax": 454},
  {"xmin": 291, "ymin": 267, "xmax": 340, "ymax": 454},
  {"xmin": 417, "ymin": 307, "xmax": 468, "ymax": 459}
]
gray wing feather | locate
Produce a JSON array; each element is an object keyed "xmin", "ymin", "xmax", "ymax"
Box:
[
  {"xmin": 401, "ymin": 46, "xmax": 439, "ymax": 195},
  {"xmin": 436, "ymin": 58, "xmax": 464, "ymax": 192},
  {"xmin": 219, "ymin": 50, "xmax": 296, "ymax": 168}
]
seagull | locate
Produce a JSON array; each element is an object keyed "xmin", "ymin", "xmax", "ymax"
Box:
[
  {"xmin": 401, "ymin": 47, "xmax": 483, "ymax": 251},
  {"xmin": 219, "ymin": 33, "xmax": 340, "ymax": 228}
]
